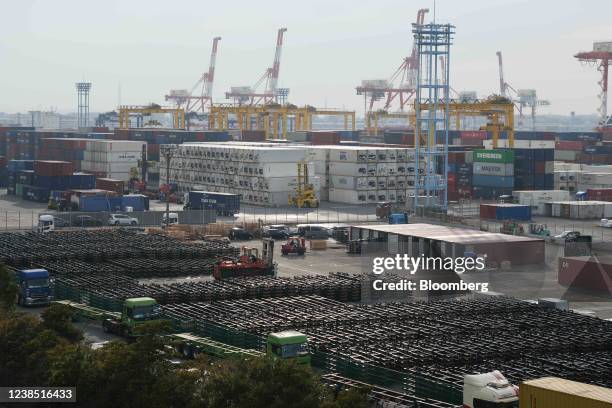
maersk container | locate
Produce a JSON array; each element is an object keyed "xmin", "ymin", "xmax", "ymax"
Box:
[
  {"xmin": 472, "ymin": 174, "xmax": 514, "ymax": 188},
  {"xmin": 473, "ymin": 163, "xmax": 514, "ymax": 177},
  {"xmin": 188, "ymin": 191, "xmax": 240, "ymax": 215},
  {"xmin": 520, "ymin": 377, "xmax": 612, "ymax": 408}
]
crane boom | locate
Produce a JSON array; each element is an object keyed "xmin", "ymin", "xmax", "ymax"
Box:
[
  {"xmin": 205, "ymin": 37, "xmax": 221, "ymax": 98},
  {"xmin": 496, "ymin": 51, "xmax": 506, "ymax": 97},
  {"xmin": 268, "ymin": 28, "xmax": 287, "ymax": 95}
]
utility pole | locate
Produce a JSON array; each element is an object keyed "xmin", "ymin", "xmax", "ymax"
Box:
[{"xmin": 162, "ymin": 147, "xmax": 176, "ymax": 228}]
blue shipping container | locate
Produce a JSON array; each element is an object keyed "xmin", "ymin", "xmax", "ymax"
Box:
[
  {"xmin": 495, "ymin": 205, "xmax": 531, "ymax": 221},
  {"xmin": 121, "ymin": 194, "xmax": 150, "ymax": 211},
  {"xmin": 7, "ymin": 160, "xmax": 35, "ymax": 172},
  {"xmin": 188, "ymin": 191, "xmax": 240, "ymax": 215},
  {"xmin": 472, "ymin": 174, "xmax": 514, "ymax": 188}
]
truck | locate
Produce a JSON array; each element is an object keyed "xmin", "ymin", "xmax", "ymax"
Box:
[
  {"xmin": 54, "ymin": 297, "xmax": 164, "ymax": 338},
  {"xmin": 184, "ymin": 191, "xmax": 240, "ymax": 216},
  {"xmin": 13, "ymin": 268, "xmax": 53, "ymax": 306},
  {"xmin": 168, "ymin": 330, "xmax": 310, "ymax": 366},
  {"xmin": 37, "ymin": 214, "xmax": 55, "ymax": 234},
  {"xmin": 463, "ymin": 371, "xmax": 519, "ymax": 407}
]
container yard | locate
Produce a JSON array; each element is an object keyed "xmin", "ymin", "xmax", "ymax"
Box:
[{"xmin": 1, "ymin": 2, "xmax": 612, "ymax": 407}]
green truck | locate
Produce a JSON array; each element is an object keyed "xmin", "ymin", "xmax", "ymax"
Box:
[
  {"xmin": 55, "ymin": 298, "xmax": 310, "ymax": 364},
  {"xmin": 55, "ymin": 297, "xmax": 163, "ymax": 338}
]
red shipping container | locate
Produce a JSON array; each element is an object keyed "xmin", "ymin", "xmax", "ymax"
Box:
[
  {"xmin": 309, "ymin": 131, "xmax": 340, "ymax": 145},
  {"xmin": 555, "ymin": 141, "xmax": 584, "ymax": 151},
  {"xmin": 460, "ymin": 131, "xmax": 488, "ymax": 140},
  {"xmin": 479, "ymin": 204, "xmax": 498, "ymax": 219},
  {"xmin": 586, "ymin": 188, "xmax": 612, "ymax": 202},
  {"xmin": 33, "ymin": 160, "xmax": 74, "ymax": 176},
  {"xmin": 96, "ymin": 178, "xmax": 125, "ymax": 194},
  {"xmin": 460, "ymin": 137, "xmax": 485, "ymax": 146},
  {"xmin": 558, "ymin": 256, "xmax": 612, "ymax": 295}
]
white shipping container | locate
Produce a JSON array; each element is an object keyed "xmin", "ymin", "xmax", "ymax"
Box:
[
  {"xmin": 330, "ymin": 175, "xmax": 368, "ymax": 189},
  {"xmin": 482, "ymin": 140, "xmax": 555, "ymax": 149},
  {"xmin": 569, "ymin": 202, "xmax": 604, "ymax": 219},
  {"xmin": 329, "ymin": 162, "xmax": 368, "ymax": 176},
  {"xmin": 581, "ymin": 165, "xmax": 612, "ymax": 174},
  {"xmin": 554, "ymin": 150, "xmax": 578, "ymax": 162},
  {"xmin": 329, "ymin": 188, "xmax": 368, "ymax": 204},
  {"xmin": 577, "ymin": 173, "xmax": 612, "ymax": 186}
]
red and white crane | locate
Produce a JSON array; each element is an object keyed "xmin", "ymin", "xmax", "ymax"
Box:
[
  {"xmin": 226, "ymin": 28, "xmax": 288, "ymax": 106},
  {"xmin": 356, "ymin": 8, "xmax": 429, "ymax": 114},
  {"xmin": 165, "ymin": 37, "xmax": 221, "ymax": 113},
  {"xmin": 575, "ymin": 42, "xmax": 612, "ymax": 125}
]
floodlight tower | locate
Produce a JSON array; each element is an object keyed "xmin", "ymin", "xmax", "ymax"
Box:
[{"xmin": 76, "ymin": 82, "xmax": 92, "ymax": 128}]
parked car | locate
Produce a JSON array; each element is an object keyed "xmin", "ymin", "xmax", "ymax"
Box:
[
  {"xmin": 600, "ymin": 219, "xmax": 612, "ymax": 228},
  {"xmin": 229, "ymin": 227, "xmax": 254, "ymax": 241},
  {"xmin": 262, "ymin": 227, "xmax": 289, "ymax": 240},
  {"xmin": 72, "ymin": 215, "xmax": 102, "ymax": 227},
  {"xmin": 53, "ymin": 217, "xmax": 70, "ymax": 228},
  {"xmin": 108, "ymin": 214, "xmax": 139, "ymax": 226},
  {"xmin": 296, "ymin": 224, "xmax": 329, "ymax": 239},
  {"xmin": 553, "ymin": 230, "xmax": 581, "ymax": 242}
]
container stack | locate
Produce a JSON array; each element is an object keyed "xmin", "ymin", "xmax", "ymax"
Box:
[
  {"xmin": 471, "ymin": 149, "xmax": 514, "ymax": 199},
  {"xmin": 549, "ymin": 201, "xmax": 612, "ymax": 219},
  {"xmin": 37, "ymin": 138, "xmax": 89, "ymax": 171},
  {"xmin": 160, "ymin": 143, "xmax": 318, "ymax": 207},
  {"xmin": 81, "ymin": 140, "xmax": 146, "ymax": 181},
  {"xmin": 6, "ymin": 128, "xmax": 38, "ymax": 160},
  {"xmin": 513, "ymin": 190, "xmax": 570, "ymax": 215},
  {"xmin": 326, "ymin": 146, "xmax": 418, "ymax": 204}
]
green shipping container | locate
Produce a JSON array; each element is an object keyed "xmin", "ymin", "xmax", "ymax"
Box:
[
  {"xmin": 473, "ymin": 149, "xmax": 514, "ymax": 164},
  {"xmin": 15, "ymin": 183, "xmax": 23, "ymax": 197}
]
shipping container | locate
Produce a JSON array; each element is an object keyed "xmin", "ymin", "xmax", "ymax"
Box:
[
  {"xmin": 121, "ymin": 194, "xmax": 149, "ymax": 211},
  {"xmin": 33, "ymin": 160, "xmax": 74, "ymax": 176},
  {"xmin": 520, "ymin": 376, "xmax": 612, "ymax": 408},
  {"xmin": 480, "ymin": 204, "xmax": 531, "ymax": 220},
  {"xmin": 472, "ymin": 174, "xmax": 514, "ymax": 188},
  {"xmin": 95, "ymin": 178, "xmax": 125, "ymax": 194},
  {"xmin": 473, "ymin": 149, "xmax": 514, "ymax": 164},
  {"xmin": 187, "ymin": 191, "xmax": 240, "ymax": 215},
  {"xmin": 473, "ymin": 163, "xmax": 514, "ymax": 177}
]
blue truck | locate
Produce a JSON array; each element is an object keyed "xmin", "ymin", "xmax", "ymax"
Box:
[
  {"xmin": 12, "ymin": 268, "xmax": 53, "ymax": 306},
  {"xmin": 185, "ymin": 191, "xmax": 240, "ymax": 216}
]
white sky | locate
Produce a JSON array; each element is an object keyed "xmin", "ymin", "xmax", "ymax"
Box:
[{"xmin": 0, "ymin": 0, "xmax": 610, "ymax": 115}]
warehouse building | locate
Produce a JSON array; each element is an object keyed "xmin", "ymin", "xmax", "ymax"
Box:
[{"xmin": 350, "ymin": 223, "xmax": 545, "ymax": 266}]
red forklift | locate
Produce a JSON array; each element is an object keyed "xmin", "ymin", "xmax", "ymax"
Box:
[
  {"xmin": 281, "ymin": 237, "xmax": 306, "ymax": 256},
  {"xmin": 213, "ymin": 238, "xmax": 275, "ymax": 280}
]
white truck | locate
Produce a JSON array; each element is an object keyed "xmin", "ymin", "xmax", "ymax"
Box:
[
  {"xmin": 37, "ymin": 215, "xmax": 55, "ymax": 234},
  {"xmin": 463, "ymin": 371, "xmax": 519, "ymax": 408}
]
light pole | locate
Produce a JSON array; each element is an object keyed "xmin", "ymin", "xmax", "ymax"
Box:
[{"xmin": 162, "ymin": 146, "xmax": 177, "ymax": 228}]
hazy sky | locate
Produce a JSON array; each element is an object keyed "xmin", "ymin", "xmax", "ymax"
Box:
[{"xmin": 1, "ymin": 0, "xmax": 610, "ymax": 115}]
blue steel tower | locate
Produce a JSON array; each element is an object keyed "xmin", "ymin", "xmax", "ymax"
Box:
[{"xmin": 412, "ymin": 22, "xmax": 455, "ymax": 211}]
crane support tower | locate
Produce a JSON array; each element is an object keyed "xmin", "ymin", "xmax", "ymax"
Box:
[
  {"xmin": 575, "ymin": 42, "xmax": 612, "ymax": 125},
  {"xmin": 226, "ymin": 28, "xmax": 288, "ymax": 106},
  {"xmin": 165, "ymin": 37, "xmax": 221, "ymax": 113},
  {"xmin": 412, "ymin": 21, "xmax": 455, "ymax": 211}
]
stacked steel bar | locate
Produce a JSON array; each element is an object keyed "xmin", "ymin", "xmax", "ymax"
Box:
[{"xmin": 161, "ymin": 296, "xmax": 612, "ymax": 388}]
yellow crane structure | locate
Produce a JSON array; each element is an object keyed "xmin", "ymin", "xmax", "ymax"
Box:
[
  {"xmin": 366, "ymin": 96, "xmax": 515, "ymax": 148},
  {"xmin": 288, "ymin": 162, "xmax": 318, "ymax": 208},
  {"xmin": 208, "ymin": 103, "xmax": 355, "ymax": 140},
  {"xmin": 118, "ymin": 104, "xmax": 186, "ymax": 129}
]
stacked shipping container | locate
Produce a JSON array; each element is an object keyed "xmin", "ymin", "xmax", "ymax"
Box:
[{"xmin": 81, "ymin": 140, "xmax": 145, "ymax": 181}]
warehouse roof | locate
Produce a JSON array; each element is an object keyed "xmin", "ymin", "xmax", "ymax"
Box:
[{"xmin": 353, "ymin": 223, "xmax": 544, "ymax": 244}]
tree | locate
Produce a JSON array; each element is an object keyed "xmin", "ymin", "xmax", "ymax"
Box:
[
  {"xmin": 0, "ymin": 264, "xmax": 18, "ymax": 310},
  {"xmin": 41, "ymin": 303, "xmax": 83, "ymax": 342}
]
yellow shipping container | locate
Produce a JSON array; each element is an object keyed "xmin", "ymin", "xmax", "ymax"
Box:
[{"xmin": 520, "ymin": 377, "xmax": 612, "ymax": 408}]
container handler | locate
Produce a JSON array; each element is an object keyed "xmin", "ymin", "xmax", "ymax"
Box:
[
  {"xmin": 281, "ymin": 237, "xmax": 306, "ymax": 256},
  {"xmin": 288, "ymin": 162, "xmax": 319, "ymax": 208},
  {"xmin": 213, "ymin": 238, "xmax": 276, "ymax": 279}
]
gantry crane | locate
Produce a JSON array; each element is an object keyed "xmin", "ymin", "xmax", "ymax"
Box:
[
  {"xmin": 356, "ymin": 9, "xmax": 428, "ymax": 114},
  {"xmin": 118, "ymin": 104, "xmax": 185, "ymax": 129},
  {"xmin": 575, "ymin": 42, "xmax": 612, "ymax": 125},
  {"xmin": 165, "ymin": 37, "xmax": 221, "ymax": 113},
  {"xmin": 226, "ymin": 28, "xmax": 288, "ymax": 106},
  {"xmin": 496, "ymin": 51, "xmax": 550, "ymax": 131}
]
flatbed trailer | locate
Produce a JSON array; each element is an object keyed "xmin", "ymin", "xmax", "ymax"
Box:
[
  {"xmin": 166, "ymin": 332, "xmax": 264, "ymax": 360},
  {"xmin": 53, "ymin": 299, "xmax": 121, "ymax": 321}
]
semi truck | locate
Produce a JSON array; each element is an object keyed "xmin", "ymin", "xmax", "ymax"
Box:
[
  {"xmin": 55, "ymin": 297, "xmax": 310, "ymax": 364},
  {"xmin": 463, "ymin": 371, "xmax": 519, "ymax": 408},
  {"xmin": 13, "ymin": 268, "xmax": 53, "ymax": 306},
  {"xmin": 55, "ymin": 297, "xmax": 164, "ymax": 338},
  {"xmin": 184, "ymin": 191, "xmax": 240, "ymax": 216}
]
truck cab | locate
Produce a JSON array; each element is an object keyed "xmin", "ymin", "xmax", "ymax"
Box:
[
  {"xmin": 15, "ymin": 268, "xmax": 52, "ymax": 306},
  {"xmin": 162, "ymin": 212, "xmax": 179, "ymax": 227},
  {"xmin": 102, "ymin": 297, "xmax": 163, "ymax": 337},
  {"xmin": 37, "ymin": 215, "xmax": 55, "ymax": 234},
  {"xmin": 463, "ymin": 371, "xmax": 519, "ymax": 408},
  {"xmin": 266, "ymin": 330, "xmax": 310, "ymax": 365}
]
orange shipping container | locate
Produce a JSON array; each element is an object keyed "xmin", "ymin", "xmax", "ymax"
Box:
[{"xmin": 520, "ymin": 377, "xmax": 612, "ymax": 408}]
